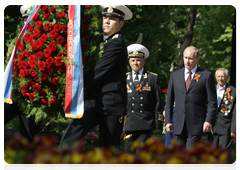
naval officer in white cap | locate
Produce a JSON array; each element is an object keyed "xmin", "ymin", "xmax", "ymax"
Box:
[
  {"xmin": 124, "ymin": 44, "xmax": 163, "ymax": 152},
  {"xmin": 60, "ymin": 5, "xmax": 133, "ymax": 148}
]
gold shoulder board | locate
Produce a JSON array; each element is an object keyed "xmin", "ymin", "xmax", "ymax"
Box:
[
  {"xmin": 147, "ymin": 71, "xmax": 158, "ymax": 76},
  {"xmin": 112, "ymin": 34, "xmax": 119, "ymax": 39}
]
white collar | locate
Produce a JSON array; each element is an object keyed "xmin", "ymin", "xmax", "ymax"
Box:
[
  {"xmin": 217, "ymin": 83, "xmax": 226, "ymax": 90},
  {"xmin": 185, "ymin": 65, "xmax": 198, "ymax": 75},
  {"xmin": 132, "ymin": 68, "xmax": 144, "ymax": 75}
]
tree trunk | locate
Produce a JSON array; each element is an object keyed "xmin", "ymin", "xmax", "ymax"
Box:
[{"xmin": 177, "ymin": 7, "xmax": 197, "ymax": 70}]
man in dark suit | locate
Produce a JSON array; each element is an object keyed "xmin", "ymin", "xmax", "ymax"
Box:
[
  {"xmin": 124, "ymin": 44, "xmax": 163, "ymax": 151},
  {"xmin": 213, "ymin": 68, "xmax": 236, "ymax": 149},
  {"xmin": 59, "ymin": 5, "xmax": 132, "ymax": 148},
  {"xmin": 165, "ymin": 46, "xmax": 217, "ymax": 149}
]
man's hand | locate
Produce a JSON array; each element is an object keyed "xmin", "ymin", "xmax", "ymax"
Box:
[
  {"xmin": 166, "ymin": 123, "xmax": 173, "ymax": 133},
  {"xmin": 203, "ymin": 122, "xmax": 212, "ymax": 132},
  {"xmin": 231, "ymin": 132, "xmax": 236, "ymax": 138},
  {"xmin": 153, "ymin": 129, "xmax": 160, "ymax": 133}
]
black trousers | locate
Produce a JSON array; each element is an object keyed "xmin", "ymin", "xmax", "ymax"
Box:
[
  {"xmin": 175, "ymin": 123, "xmax": 202, "ymax": 149},
  {"xmin": 124, "ymin": 130, "xmax": 152, "ymax": 152},
  {"xmin": 4, "ymin": 102, "xmax": 41, "ymax": 141},
  {"xmin": 59, "ymin": 107, "xmax": 123, "ymax": 148},
  {"xmin": 213, "ymin": 134, "xmax": 232, "ymax": 150}
]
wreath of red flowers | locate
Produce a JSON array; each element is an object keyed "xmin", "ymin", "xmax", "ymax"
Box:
[{"xmin": 12, "ymin": 5, "xmax": 102, "ymax": 123}]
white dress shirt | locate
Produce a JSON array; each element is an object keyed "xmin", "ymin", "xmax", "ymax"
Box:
[
  {"xmin": 132, "ymin": 68, "xmax": 144, "ymax": 82},
  {"xmin": 216, "ymin": 84, "xmax": 226, "ymax": 107},
  {"xmin": 184, "ymin": 65, "xmax": 198, "ymax": 82}
]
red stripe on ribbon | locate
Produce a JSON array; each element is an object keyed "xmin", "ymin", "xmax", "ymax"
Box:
[{"xmin": 65, "ymin": 5, "xmax": 75, "ymax": 114}]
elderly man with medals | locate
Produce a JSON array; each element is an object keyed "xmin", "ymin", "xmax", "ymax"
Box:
[{"xmin": 124, "ymin": 44, "xmax": 163, "ymax": 152}]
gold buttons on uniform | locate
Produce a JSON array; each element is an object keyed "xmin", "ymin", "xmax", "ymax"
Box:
[
  {"xmin": 132, "ymin": 97, "xmax": 135, "ymax": 99},
  {"xmin": 140, "ymin": 104, "xmax": 143, "ymax": 106},
  {"xmin": 140, "ymin": 110, "xmax": 142, "ymax": 113},
  {"xmin": 132, "ymin": 110, "xmax": 134, "ymax": 113},
  {"xmin": 132, "ymin": 103, "xmax": 134, "ymax": 106},
  {"xmin": 141, "ymin": 97, "xmax": 143, "ymax": 99}
]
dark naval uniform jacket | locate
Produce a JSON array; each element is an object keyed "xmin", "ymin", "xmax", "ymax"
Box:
[
  {"xmin": 213, "ymin": 84, "xmax": 236, "ymax": 135},
  {"xmin": 125, "ymin": 69, "xmax": 163, "ymax": 131},
  {"xmin": 84, "ymin": 31, "xmax": 128, "ymax": 116}
]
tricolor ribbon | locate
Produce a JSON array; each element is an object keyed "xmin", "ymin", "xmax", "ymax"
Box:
[
  {"xmin": 4, "ymin": 5, "xmax": 42, "ymax": 104},
  {"xmin": 65, "ymin": 5, "xmax": 84, "ymax": 118}
]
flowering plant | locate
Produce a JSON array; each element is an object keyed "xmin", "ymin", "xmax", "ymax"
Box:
[
  {"xmin": 4, "ymin": 135, "xmax": 236, "ymax": 164},
  {"xmin": 10, "ymin": 5, "xmax": 102, "ymax": 123}
]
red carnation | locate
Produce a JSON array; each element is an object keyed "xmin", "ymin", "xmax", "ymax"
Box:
[
  {"xmin": 57, "ymin": 98, "xmax": 63, "ymax": 106},
  {"xmin": 28, "ymin": 34, "xmax": 34, "ymax": 42},
  {"xmin": 21, "ymin": 90, "xmax": 29, "ymax": 98},
  {"xmin": 22, "ymin": 60, "xmax": 29, "ymax": 69},
  {"xmin": 49, "ymin": 30, "xmax": 59, "ymax": 39},
  {"xmin": 24, "ymin": 33, "xmax": 29, "ymax": 42},
  {"xmin": 84, "ymin": 5, "xmax": 92, "ymax": 9},
  {"xmin": 39, "ymin": 61, "xmax": 46, "ymax": 71},
  {"xmin": 58, "ymin": 63, "xmax": 66, "ymax": 73},
  {"xmin": 46, "ymin": 65, "xmax": 56, "ymax": 74},
  {"xmin": 41, "ymin": 5, "xmax": 49, "ymax": 12},
  {"xmin": 34, "ymin": 77, "xmax": 39, "ymax": 82},
  {"xmin": 41, "ymin": 72, "xmax": 49, "ymax": 81},
  {"xmin": 29, "ymin": 93, "xmax": 36, "ymax": 101},
  {"xmin": 50, "ymin": 7, "xmax": 57, "ymax": 14},
  {"xmin": 39, "ymin": 89, "xmax": 47, "ymax": 97},
  {"xmin": 81, "ymin": 27, "xmax": 84, "ymax": 34},
  {"xmin": 58, "ymin": 11, "xmax": 65, "ymax": 19},
  {"xmin": 33, "ymin": 29, "xmax": 41, "ymax": 38},
  {"xmin": 24, "ymin": 69, "xmax": 29, "ymax": 76},
  {"xmin": 162, "ymin": 89, "xmax": 168, "ymax": 93},
  {"xmin": 18, "ymin": 43, "xmax": 25, "ymax": 51},
  {"xmin": 82, "ymin": 45, "xmax": 89, "ymax": 50},
  {"xmin": 40, "ymin": 98, "xmax": 48, "ymax": 105},
  {"xmin": 46, "ymin": 57, "xmax": 54, "ymax": 65},
  {"xmin": 48, "ymin": 41, "xmax": 58, "ymax": 51},
  {"xmin": 56, "ymin": 36, "xmax": 65, "ymax": 45},
  {"xmin": 29, "ymin": 55, "xmax": 36, "ymax": 62},
  {"xmin": 36, "ymin": 51, "xmax": 44, "ymax": 60},
  {"xmin": 55, "ymin": 56, "xmax": 63, "ymax": 66},
  {"xmin": 44, "ymin": 22, "xmax": 52, "ymax": 31},
  {"xmin": 30, "ymin": 60, "xmax": 38, "ymax": 68},
  {"xmin": 57, "ymin": 52, "xmax": 66, "ymax": 57},
  {"xmin": 21, "ymin": 84, "xmax": 28, "ymax": 90},
  {"xmin": 20, "ymin": 69, "xmax": 26, "ymax": 78},
  {"xmin": 52, "ymin": 77, "xmax": 60, "ymax": 85},
  {"xmin": 32, "ymin": 84, "xmax": 41, "ymax": 92},
  {"xmin": 30, "ymin": 41, "xmax": 38, "ymax": 51},
  {"xmin": 62, "ymin": 25, "xmax": 67, "ymax": 34},
  {"xmin": 53, "ymin": 23, "xmax": 62, "ymax": 33},
  {"xmin": 36, "ymin": 21, "xmax": 42, "ymax": 29},
  {"xmin": 36, "ymin": 40, "xmax": 43, "ymax": 49},
  {"xmin": 18, "ymin": 53, "xmax": 25, "ymax": 61},
  {"xmin": 32, "ymin": 14, "xmax": 39, "ymax": 21},
  {"xmin": 40, "ymin": 33, "xmax": 48, "ymax": 42},
  {"xmin": 84, "ymin": 23, "xmax": 91, "ymax": 29},
  {"xmin": 24, "ymin": 50, "xmax": 31, "ymax": 57},
  {"xmin": 29, "ymin": 69, "xmax": 37, "ymax": 77},
  {"xmin": 82, "ymin": 35, "xmax": 89, "ymax": 41},
  {"xmin": 28, "ymin": 80, "xmax": 34, "ymax": 86},
  {"xmin": 27, "ymin": 24, "xmax": 34, "ymax": 32},
  {"xmin": 43, "ymin": 12, "xmax": 51, "ymax": 19},
  {"xmin": 50, "ymin": 97, "xmax": 57, "ymax": 105},
  {"xmin": 44, "ymin": 48, "xmax": 52, "ymax": 58},
  {"xmin": 81, "ymin": 14, "xmax": 88, "ymax": 20}
]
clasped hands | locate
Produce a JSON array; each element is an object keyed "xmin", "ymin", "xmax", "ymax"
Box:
[{"xmin": 166, "ymin": 122, "xmax": 212, "ymax": 133}]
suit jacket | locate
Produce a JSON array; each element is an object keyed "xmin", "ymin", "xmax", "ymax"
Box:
[
  {"xmin": 125, "ymin": 69, "xmax": 163, "ymax": 131},
  {"xmin": 213, "ymin": 84, "xmax": 236, "ymax": 135},
  {"xmin": 165, "ymin": 66, "xmax": 217, "ymax": 135},
  {"xmin": 84, "ymin": 32, "xmax": 128, "ymax": 116}
]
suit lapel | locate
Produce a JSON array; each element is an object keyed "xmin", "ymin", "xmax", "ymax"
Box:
[
  {"xmin": 178, "ymin": 68, "xmax": 186, "ymax": 91},
  {"xmin": 187, "ymin": 67, "xmax": 202, "ymax": 92}
]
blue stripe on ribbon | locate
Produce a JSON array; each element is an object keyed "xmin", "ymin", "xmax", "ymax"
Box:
[
  {"xmin": 4, "ymin": 6, "xmax": 40, "ymax": 100},
  {"xmin": 70, "ymin": 5, "xmax": 81, "ymax": 115}
]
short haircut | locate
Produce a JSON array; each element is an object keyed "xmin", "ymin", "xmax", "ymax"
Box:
[{"xmin": 215, "ymin": 68, "xmax": 229, "ymax": 76}]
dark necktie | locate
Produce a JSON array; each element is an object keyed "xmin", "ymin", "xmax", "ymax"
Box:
[
  {"xmin": 186, "ymin": 71, "xmax": 192, "ymax": 90},
  {"xmin": 134, "ymin": 72, "xmax": 139, "ymax": 88}
]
